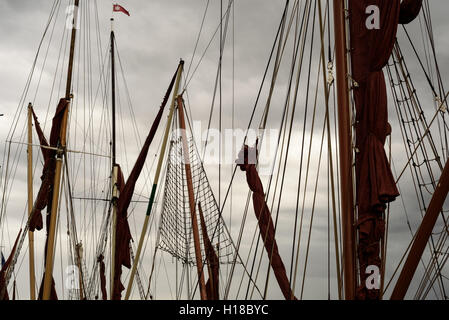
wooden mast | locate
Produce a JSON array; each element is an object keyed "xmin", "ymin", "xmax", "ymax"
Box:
[
  {"xmin": 111, "ymin": 22, "xmax": 117, "ymax": 167},
  {"xmin": 333, "ymin": 0, "xmax": 356, "ymax": 299},
  {"xmin": 42, "ymin": 0, "xmax": 80, "ymax": 300},
  {"xmin": 75, "ymin": 243, "xmax": 84, "ymax": 300},
  {"xmin": 110, "ymin": 19, "xmax": 119, "ymax": 298},
  {"xmin": 176, "ymin": 95, "xmax": 208, "ymax": 300},
  {"xmin": 124, "ymin": 60, "xmax": 184, "ymax": 300},
  {"xmin": 317, "ymin": 0, "xmax": 342, "ymax": 299},
  {"xmin": 27, "ymin": 103, "xmax": 36, "ymax": 300},
  {"xmin": 390, "ymin": 158, "xmax": 449, "ymax": 299}
]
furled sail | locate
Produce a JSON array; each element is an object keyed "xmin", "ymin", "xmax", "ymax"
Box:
[
  {"xmin": 29, "ymin": 99, "xmax": 69, "ymax": 232},
  {"xmin": 236, "ymin": 145, "xmax": 296, "ymax": 300},
  {"xmin": 112, "ymin": 65, "xmax": 179, "ymax": 300},
  {"xmin": 399, "ymin": 0, "xmax": 423, "ymax": 24},
  {"xmin": 0, "ymin": 230, "xmax": 21, "ymax": 300},
  {"xmin": 349, "ymin": 0, "xmax": 422, "ymax": 299},
  {"xmin": 198, "ymin": 203, "xmax": 219, "ymax": 300},
  {"xmin": 112, "ymin": 165, "xmax": 128, "ymax": 300},
  {"xmin": 29, "ymin": 99, "xmax": 70, "ymax": 299}
]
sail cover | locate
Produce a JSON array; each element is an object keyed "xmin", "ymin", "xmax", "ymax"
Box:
[
  {"xmin": 349, "ymin": 0, "xmax": 422, "ymax": 299},
  {"xmin": 237, "ymin": 145, "xmax": 296, "ymax": 300}
]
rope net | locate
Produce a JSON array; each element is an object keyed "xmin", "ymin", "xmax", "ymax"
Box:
[{"xmin": 157, "ymin": 133, "xmax": 234, "ymax": 265}]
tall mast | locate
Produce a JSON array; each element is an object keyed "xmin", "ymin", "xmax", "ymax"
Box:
[
  {"xmin": 317, "ymin": 0, "xmax": 342, "ymax": 299},
  {"xmin": 176, "ymin": 95, "xmax": 207, "ymax": 300},
  {"xmin": 27, "ymin": 103, "xmax": 36, "ymax": 300},
  {"xmin": 42, "ymin": 0, "xmax": 80, "ymax": 300},
  {"xmin": 110, "ymin": 19, "xmax": 119, "ymax": 298},
  {"xmin": 332, "ymin": 0, "xmax": 356, "ymax": 299},
  {"xmin": 111, "ymin": 21, "xmax": 117, "ymax": 167},
  {"xmin": 124, "ymin": 60, "xmax": 184, "ymax": 300}
]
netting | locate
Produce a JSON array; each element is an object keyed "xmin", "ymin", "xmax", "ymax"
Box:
[{"xmin": 158, "ymin": 133, "xmax": 234, "ymax": 265}]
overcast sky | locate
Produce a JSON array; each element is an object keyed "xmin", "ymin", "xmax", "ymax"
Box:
[{"xmin": 0, "ymin": 0, "xmax": 449, "ymax": 300}]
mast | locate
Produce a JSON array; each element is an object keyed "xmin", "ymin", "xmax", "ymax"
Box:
[
  {"xmin": 391, "ymin": 158, "xmax": 449, "ymax": 299},
  {"xmin": 75, "ymin": 243, "xmax": 84, "ymax": 300},
  {"xmin": 42, "ymin": 0, "xmax": 80, "ymax": 300},
  {"xmin": 110, "ymin": 19, "xmax": 119, "ymax": 298},
  {"xmin": 27, "ymin": 103, "xmax": 36, "ymax": 300},
  {"xmin": 333, "ymin": 0, "xmax": 356, "ymax": 299},
  {"xmin": 111, "ymin": 21, "xmax": 117, "ymax": 167},
  {"xmin": 124, "ymin": 60, "xmax": 184, "ymax": 300},
  {"xmin": 317, "ymin": 0, "xmax": 342, "ymax": 299},
  {"xmin": 176, "ymin": 95, "xmax": 207, "ymax": 300}
]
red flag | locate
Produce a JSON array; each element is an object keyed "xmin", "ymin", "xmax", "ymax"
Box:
[{"xmin": 113, "ymin": 4, "xmax": 130, "ymax": 16}]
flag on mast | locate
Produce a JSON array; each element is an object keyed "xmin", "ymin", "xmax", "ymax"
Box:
[{"xmin": 113, "ymin": 4, "xmax": 130, "ymax": 16}]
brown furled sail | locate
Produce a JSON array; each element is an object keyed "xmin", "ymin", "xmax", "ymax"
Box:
[
  {"xmin": 112, "ymin": 66, "xmax": 179, "ymax": 300},
  {"xmin": 31, "ymin": 107, "xmax": 51, "ymax": 160},
  {"xmin": 399, "ymin": 0, "xmax": 423, "ymax": 24},
  {"xmin": 29, "ymin": 99, "xmax": 69, "ymax": 232},
  {"xmin": 349, "ymin": 0, "xmax": 422, "ymax": 299},
  {"xmin": 236, "ymin": 145, "xmax": 296, "ymax": 300},
  {"xmin": 198, "ymin": 203, "xmax": 219, "ymax": 300},
  {"xmin": 112, "ymin": 165, "xmax": 128, "ymax": 300},
  {"xmin": 0, "ymin": 229, "xmax": 22, "ymax": 300},
  {"xmin": 30, "ymin": 99, "xmax": 69, "ymax": 299}
]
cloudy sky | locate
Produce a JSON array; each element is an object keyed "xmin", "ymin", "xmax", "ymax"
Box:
[{"xmin": 0, "ymin": 0, "xmax": 448, "ymax": 300}]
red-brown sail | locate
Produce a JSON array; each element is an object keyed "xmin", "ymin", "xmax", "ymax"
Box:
[
  {"xmin": 112, "ymin": 66, "xmax": 179, "ymax": 300},
  {"xmin": 198, "ymin": 203, "xmax": 219, "ymax": 300},
  {"xmin": 31, "ymin": 107, "xmax": 51, "ymax": 160},
  {"xmin": 399, "ymin": 0, "xmax": 423, "ymax": 24},
  {"xmin": 349, "ymin": 0, "xmax": 422, "ymax": 299},
  {"xmin": 112, "ymin": 165, "xmax": 128, "ymax": 300},
  {"xmin": 236, "ymin": 145, "xmax": 296, "ymax": 300},
  {"xmin": 29, "ymin": 99, "xmax": 69, "ymax": 232},
  {"xmin": 0, "ymin": 229, "xmax": 22, "ymax": 300},
  {"xmin": 37, "ymin": 272, "xmax": 58, "ymax": 300},
  {"xmin": 30, "ymin": 99, "xmax": 70, "ymax": 299}
]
